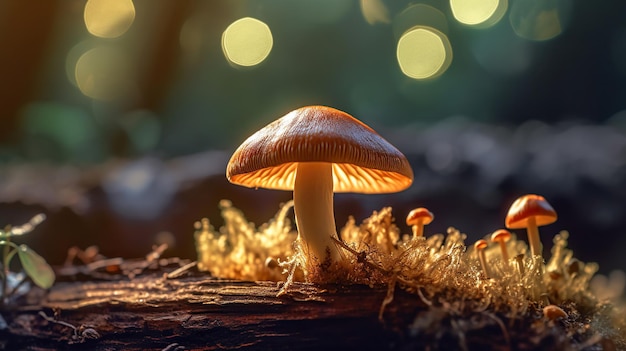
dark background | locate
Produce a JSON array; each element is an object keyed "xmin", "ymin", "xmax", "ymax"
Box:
[{"xmin": 0, "ymin": 0, "xmax": 625, "ymax": 275}]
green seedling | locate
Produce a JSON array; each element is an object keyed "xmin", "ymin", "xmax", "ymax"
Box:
[{"xmin": 0, "ymin": 214, "xmax": 55, "ymax": 305}]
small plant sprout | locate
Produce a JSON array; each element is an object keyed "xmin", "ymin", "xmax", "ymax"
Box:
[
  {"xmin": 490, "ymin": 229, "xmax": 512, "ymax": 262},
  {"xmin": 474, "ymin": 239, "xmax": 489, "ymax": 279},
  {"xmin": 226, "ymin": 106, "xmax": 413, "ymax": 280},
  {"xmin": 0, "ymin": 214, "xmax": 55, "ymax": 304},
  {"xmin": 405, "ymin": 207, "xmax": 434, "ymax": 239},
  {"xmin": 505, "ymin": 194, "xmax": 557, "ymax": 259},
  {"xmin": 543, "ymin": 304, "xmax": 567, "ymax": 321}
]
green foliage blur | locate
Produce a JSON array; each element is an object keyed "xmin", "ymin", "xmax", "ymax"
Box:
[{"xmin": 0, "ymin": 0, "xmax": 624, "ymax": 164}]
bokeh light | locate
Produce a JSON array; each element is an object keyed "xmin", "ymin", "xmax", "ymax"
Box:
[
  {"xmin": 397, "ymin": 26, "xmax": 452, "ymax": 80},
  {"xmin": 509, "ymin": 0, "xmax": 571, "ymax": 41},
  {"xmin": 392, "ymin": 4, "xmax": 452, "ymax": 80},
  {"xmin": 84, "ymin": 0, "xmax": 136, "ymax": 39},
  {"xmin": 450, "ymin": 0, "xmax": 507, "ymax": 28},
  {"xmin": 222, "ymin": 17, "xmax": 273, "ymax": 67},
  {"xmin": 65, "ymin": 41, "xmax": 96, "ymax": 87},
  {"xmin": 360, "ymin": 0, "xmax": 390, "ymax": 25},
  {"xmin": 75, "ymin": 46, "xmax": 133, "ymax": 101}
]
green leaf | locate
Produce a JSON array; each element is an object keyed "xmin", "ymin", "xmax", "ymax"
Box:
[{"xmin": 17, "ymin": 245, "xmax": 55, "ymax": 289}]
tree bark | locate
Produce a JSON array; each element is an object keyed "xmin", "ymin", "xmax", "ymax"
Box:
[
  {"xmin": 0, "ymin": 260, "xmax": 613, "ymax": 351},
  {"xmin": 1, "ymin": 269, "xmax": 423, "ymax": 351}
]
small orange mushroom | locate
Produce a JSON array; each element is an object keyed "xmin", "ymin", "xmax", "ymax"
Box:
[
  {"xmin": 543, "ymin": 304, "xmax": 567, "ymax": 321},
  {"xmin": 505, "ymin": 194, "xmax": 557, "ymax": 259},
  {"xmin": 474, "ymin": 239, "xmax": 489, "ymax": 278},
  {"xmin": 490, "ymin": 229, "xmax": 512, "ymax": 261},
  {"xmin": 406, "ymin": 207, "xmax": 434, "ymax": 239}
]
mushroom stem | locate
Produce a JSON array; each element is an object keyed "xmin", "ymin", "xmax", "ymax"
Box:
[
  {"xmin": 526, "ymin": 216, "xmax": 542, "ymax": 258},
  {"xmin": 293, "ymin": 162, "xmax": 342, "ymax": 269},
  {"xmin": 411, "ymin": 221, "xmax": 424, "ymax": 238},
  {"xmin": 474, "ymin": 240, "xmax": 490, "ymax": 279},
  {"xmin": 498, "ymin": 241, "xmax": 509, "ymax": 262}
]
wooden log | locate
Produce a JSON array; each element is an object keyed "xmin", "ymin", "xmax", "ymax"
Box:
[
  {"xmin": 1, "ymin": 271, "xmax": 426, "ymax": 351},
  {"xmin": 0, "ymin": 263, "xmax": 613, "ymax": 351}
]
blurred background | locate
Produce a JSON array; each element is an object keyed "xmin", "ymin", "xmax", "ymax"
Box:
[{"xmin": 1, "ymin": 0, "xmax": 625, "ymax": 275}]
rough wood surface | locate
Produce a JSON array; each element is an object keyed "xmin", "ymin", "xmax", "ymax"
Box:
[
  {"xmin": 0, "ymin": 261, "xmax": 601, "ymax": 351},
  {"xmin": 0, "ymin": 269, "xmax": 427, "ymax": 351}
]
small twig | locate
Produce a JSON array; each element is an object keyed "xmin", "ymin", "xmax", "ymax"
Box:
[
  {"xmin": 165, "ymin": 261, "xmax": 197, "ymax": 279},
  {"xmin": 378, "ymin": 275, "xmax": 397, "ymax": 321},
  {"xmin": 39, "ymin": 311, "xmax": 100, "ymax": 343},
  {"xmin": 162, "ymin": 342, "xmax": 186, "ymax": 351},
  {"xmin": 330, "ymin": 236, "xmax": 390, "ymax": 275},
  {"xmin": 39, "ymin": 311, "xmax": 77, "ymax": 332},
  {"xmin": 7, "ymin": 275, "xmax": 30, "ymax": 299},
  {"xmin": 125, "ymin": 244, "xmax": 170, "ymax": 279},
  {"xmin": 146, "ymin": 243, "xmax": 168, "ymax": 263},
  {"xmin": 417, "ymin": 288, "xmax": 433, "ymax": 307},
  {"xmin": 86, "ymin": 257, "xmax": 124, "ymax": 272}
]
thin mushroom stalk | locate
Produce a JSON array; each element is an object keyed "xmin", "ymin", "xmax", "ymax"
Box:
[
  {"xmin": 411, "ymin": 221, "xmax": 424, "ymax": 238},
  {"xmin": 491, "ymin": 229, "xmax": 511, "ymax": 262},
  {"xmin": 475, "ymin": 240, "xmax": 490, "ymax": 279},
  {"xmin": 497, "ymin": 241, "xmax": 509, "ymax": 261},
  {"xmin": 293, "ymin": 162, "xmax": 342, "ymax": 267},
  {"xmin": 526, "ymin": 216, "xmax": 541, "ymax": 257}
]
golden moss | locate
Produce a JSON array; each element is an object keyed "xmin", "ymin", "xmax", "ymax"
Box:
[
  {"xmin": 195, "ymin": 200, "xmax": 625, "ymax": 345},
  {"xmin": 194, "ymin": 199, "xmax": 297, "ymax": 281}
]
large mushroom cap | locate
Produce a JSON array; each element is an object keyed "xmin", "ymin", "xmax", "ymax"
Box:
[
  {"xmin": 227, "ymin": 106, "xmax": 414, "ymax": 193},
  {"xmin": 505, "ymin": 194, "xmax": 557, "ymax": 229}
]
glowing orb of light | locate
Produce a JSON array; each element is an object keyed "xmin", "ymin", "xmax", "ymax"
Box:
[
  {"xmin": 75, "ymin": 46, "xmax": 132, "ymax": 100},
  {"xmin": 450, "ymin": 0, "xmax": 507, "ymax": 27},
  {"xmin": 84, "ymin": 0, "xmax": 136, "ymax": 38},
  {"xmin": 222, "ymin": 17, "xmax": 273, "ymax": 67},
  {"xmin": 396, "ymin": 26, "xmax": 452, "ymax": 80}
]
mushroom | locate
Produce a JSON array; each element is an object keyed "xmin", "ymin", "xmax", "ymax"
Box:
[
  {"xmin": 226, "ymin": 106, "xmax": 413, "ymax": 278},
  {"xmin": 406, "ymin": 207, "xmax": 434, "ymax": 239},
  {"xmin": 474, "ymin": 239, "xmax": 489, "ymax": 278},
  {"xmin": 543, "ymin": 304, "xmax": 567, "ymax": 321},
  {"xmin": 490, "ymin": 229, "xmax": 512, "ymax": 262},
  {"xmin": 505, "ymin": 194, "xmax": 557, "ymax": 259}
]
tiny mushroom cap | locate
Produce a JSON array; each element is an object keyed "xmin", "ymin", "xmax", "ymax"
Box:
[
  {"xmin": 406, "ymin": 207, "xmax": 434, "ymax": 238},
  {"xmin": 474, "ymin": 239, "xmax": 488, "ymax": 251},
  {"xmin": 505, "ymin": 194, "xmax": 557, "ymax": 258},
  {"xmin": 491, "ymin": 229, "xmax": 512, "ymax": 243},
  {"xmin": 227, "ymin": 106, "xmax": 413, "ymax": 276},
  {"xmin": 543, "ymin": 304, "xmax": 568, "ymax": 321},
  {"xmin": 490, "ymin": 229, "xmax": 512, "ymax": 261}
]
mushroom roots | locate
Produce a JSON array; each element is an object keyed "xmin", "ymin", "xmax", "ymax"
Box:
[{"xmin": 293, "ymin": 162, "xmax": 342, "ymax": 270}]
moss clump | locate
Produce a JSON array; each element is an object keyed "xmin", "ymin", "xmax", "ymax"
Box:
[{"xmin": 195, "ymin": 200, "xmax": 625, "ymax": 349}]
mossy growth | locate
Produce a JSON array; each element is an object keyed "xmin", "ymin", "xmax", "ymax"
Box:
[{"xmin": 195, "ymin": 200, "xmax": 626, "ymax": 349}]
